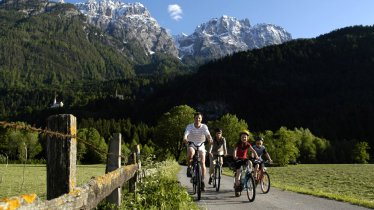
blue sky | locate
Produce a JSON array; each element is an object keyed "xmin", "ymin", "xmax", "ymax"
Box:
[{"xmin": 68, "ymin": 0, "xmax": 374, "ymax": 39}]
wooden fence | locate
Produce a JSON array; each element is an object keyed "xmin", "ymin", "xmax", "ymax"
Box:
[{"xmin": 0, "ymin": 114, "xmax": 141, "ymax": 210}]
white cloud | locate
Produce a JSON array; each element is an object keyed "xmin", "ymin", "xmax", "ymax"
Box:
[{"xmin": 168, "ymin": 4, "xmax": 183, "ymax": 21}]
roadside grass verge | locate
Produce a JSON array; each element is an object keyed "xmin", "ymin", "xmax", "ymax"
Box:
[
  {"xmin": 223, "ymin": 164, "xmax": 374, "ymax": 209},
  {"xmin": 120, "ymin": 160, "xmax": 199, "ymax": 210}
]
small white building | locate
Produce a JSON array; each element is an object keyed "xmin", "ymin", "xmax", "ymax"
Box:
[
  {"xmin": 114, "ymin": 90, "xmax": 124, "ymax": 100},
  {"xmin": 51, "ymin": 96, "xmax": 64, "ymax": 108}
]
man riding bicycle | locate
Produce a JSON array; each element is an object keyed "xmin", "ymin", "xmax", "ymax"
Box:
[
  {"xmin": 208, "ymin": 128, "xmax": 228, "ymax": 185},
  {"xmin": 252, "ymin": 136, "xmax": 273, "ymax": 182},
  {"xmin": 183, "ymin": 112, "xmax": 213, "ymax": 191}
]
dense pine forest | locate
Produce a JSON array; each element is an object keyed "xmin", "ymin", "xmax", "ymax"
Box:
[{"xmin": 0, "ymin": 0, "xmax": 372, "ymax": 163}]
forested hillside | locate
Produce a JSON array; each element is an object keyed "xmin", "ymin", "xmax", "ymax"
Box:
[
  {"xmin": 138, "ymin": 26, "xmax": 374, "ymax": 152},
  {"xmin": 0, "ymin": 1, "xmax": 189, "ymax": 118},
  {"xmin": 0, "ymin": 3, "xmax": 137, "ymax": 88}
]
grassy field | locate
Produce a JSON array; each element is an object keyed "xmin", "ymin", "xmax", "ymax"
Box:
[
  {"xmin": 224, "ymin": 164, "xmax": 374, "ymax": 208},
  {"xmin": 0, "ymin": 164, "xmax": 105, "ymax": 199}
]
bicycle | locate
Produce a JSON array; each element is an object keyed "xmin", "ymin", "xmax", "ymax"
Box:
[
  {"xmin": 212, "ymin": 154, "xmax": 224, "ymax": 192},
  {"xmin": 188, "ymin": 141, "xmax": 205, "ymax": 200},
  {"xmin": 233, "ymin": 158, "xmax": 256, "ymax": 202},
  {"xmin": 253, "ymin": 159, "xmax": 271, "ymax": 193}
]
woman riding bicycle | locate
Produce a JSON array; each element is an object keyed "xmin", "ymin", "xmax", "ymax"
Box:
[
  {"xmin": 183, "ymin": 112, "xmax": 213, "ymax": 191},
  {"xmin": 208, "ymin": 128, "xmax": 228, "ymax": 185},
  {"xmin": 233, "ymin": 130, "xmax": 259, "ymax": 189},
  {"xmin": 252, "ymin": 136, "xmax": 273, "ymax": 183}
]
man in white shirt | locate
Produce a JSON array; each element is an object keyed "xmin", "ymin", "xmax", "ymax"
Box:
[{"xmin": 183, "ymin": 112, "xmax": 213, "ymax": 191}]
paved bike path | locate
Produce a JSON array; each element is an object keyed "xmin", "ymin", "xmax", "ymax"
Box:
[{"xmin": 177, "ymin": 166, "xmax": 370, "ymax": 210}]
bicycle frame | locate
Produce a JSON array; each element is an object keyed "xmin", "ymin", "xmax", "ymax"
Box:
[
  {"xmin": 253, "ymin": 159, "xmax": 268, "ymax": 180},
  {"xmin": 253, "ymin": 160, "xmax": 271, "ymax": 194},
  {"xmin": 189, "ymin": 141, "xmax": 205, "ymax": 200},
  {"xmin": 212, "ymin": 154, "xmax": 224, "ymax": 191},
  {"xmin": 233, "ymin": 158, "xmax": 256, "ymax": 202}
]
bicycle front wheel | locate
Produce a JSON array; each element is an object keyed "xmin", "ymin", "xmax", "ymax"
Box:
[
  {"xmin": 215, "ymin": 165, "xmax": 221, "ymax": 192},
  {"xmin": 246, "ymin": 174, "xmax": 256, "ymax": 202},
  {"xmin": 212, "ymin": 166, "xmax": 217, "ymax": 188},
  {"xmin": 260, "ymin": 172, "xmax": 270, "ymax": 194},
  {"xmin": 192, "ymin": 167, "xmax": 197, "ymax": 195},
  {"xmin": 196, "ymin": 163, "xmax": 202, "ymax": 200}
]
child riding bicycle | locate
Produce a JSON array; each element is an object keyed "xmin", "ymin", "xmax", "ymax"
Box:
[
  {"xmin": 252, "ymin": 136, "xmax": 273, "ymax": 183},
  {"xmin": 233, "ymin": 130, "xmax": 259, "ymax": 189},
  {"xmin": 208, "ymin": 128, "xmax": 228, "ymax": 185}
]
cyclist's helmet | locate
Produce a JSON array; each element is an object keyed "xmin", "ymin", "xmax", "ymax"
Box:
[
  {"xmin": 239, "ymin": 130, "xmax": 250, "ymax": 136},
  {"xmin": 215, "ymin": 128, "xmax": 222, "ymax": 133},
  {"xmin": 255, "ymin": 136, "xmax": 264, "ymax": 141}
]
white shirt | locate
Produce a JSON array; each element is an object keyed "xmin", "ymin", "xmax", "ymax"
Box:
[{"xmin": 184, "ymin": 123, "xmax": 210, "ymax": 145}]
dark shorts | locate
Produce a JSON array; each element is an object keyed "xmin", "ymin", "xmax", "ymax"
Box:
[{"xmin": 234, "ymin": 159, "xmax": 248, "ymax": 170}]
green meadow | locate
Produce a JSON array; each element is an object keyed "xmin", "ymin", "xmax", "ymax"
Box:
[
  {"xmin": 0, "ymin": 164, "xmax": 105, "ymax": 199},
  {"xmin": 223, "ymin": 164, "xmax": 374, "ymax": 208},
  {"xmin": 267, "ymin": 164, "xmax": 374, "ymax": 208}
]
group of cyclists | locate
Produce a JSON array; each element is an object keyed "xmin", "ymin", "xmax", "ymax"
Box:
[{"xmin": 182, "ymin": 112, "xmax": 273, "ymax": 192}]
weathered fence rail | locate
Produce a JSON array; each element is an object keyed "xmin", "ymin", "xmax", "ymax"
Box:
[
  {"xmin": 0, "ymin": 114, "xmax": 141, "ymax": 210},
  {"xmin": 17, "ymin": 164, "xmax": 138, "ymax": 210}
]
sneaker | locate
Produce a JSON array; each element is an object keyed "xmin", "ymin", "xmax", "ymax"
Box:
[
  {"xmin": 186, "ymin": 166, "xmax": 192, "ymax": 177},
  {"xmin": 201, "ymin": 182, "xmax": 206, "ymax": 191},
  {"xmin": 208, "ymin": 177, "xmax": 212, "ymax": 185}
]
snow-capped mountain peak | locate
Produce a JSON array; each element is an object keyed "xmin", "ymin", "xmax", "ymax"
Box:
[
  {"xmin": 175, "ymin": 15, "xmax": 292, "ymax": 60},
  {"xmin": 196, "ymin": 15, "xmax": 250, "ymax": 37},
  {"xmin": 76, "ymin": 1, "xmax": 291, "ymax": 61},
  {"xmin": 78, "ymin": 0, "xmax": 151, "ymax": 20},
  {"xmin": 76, "ymin": 0, "xmax": 178, "ymax": 57}
]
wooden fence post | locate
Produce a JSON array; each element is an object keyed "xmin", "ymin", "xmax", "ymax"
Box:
[
  {"xmin": 46, "ymin": 114, "xmax": 77, "ymax": 200},
  {"xmin": 128, "ymin": 145, "xmax": 140, "ymax": 193},
  {"xmin": 106, "ymin": 133, "xmax": 122, "ymax": 207}
]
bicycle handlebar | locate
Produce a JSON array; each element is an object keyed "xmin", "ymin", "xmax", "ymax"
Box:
[
  {"xmin": 253, "ymin": 159, "xmax": 272, "ymax": 165},
  {"xmin": 187, "ymin": 141, "xmax": 205, "ymax": 147},
  {"xmin": 234, "ymin": 158, "xmax": 251, "ymax": 161}
]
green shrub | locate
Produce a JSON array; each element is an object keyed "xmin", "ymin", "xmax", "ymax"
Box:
[{"xmin": 121, "ymin": 160, "xmax": 198, "ymax": 210}]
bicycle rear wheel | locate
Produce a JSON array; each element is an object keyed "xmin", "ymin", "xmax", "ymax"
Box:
[
  {"xmin": 260, "ymin": 172, "xmax": 270, "ymax": 193},
  {"xmin": 215, "ymin": 165, "xmax": 221, "ymax": 192},
  {"xmin": 246, "ymin": 174, "xmax": 256, "ymax": 202},
  {"xmin": 196, "ymin": 163, "xmax": 202, "ymax": 200}
]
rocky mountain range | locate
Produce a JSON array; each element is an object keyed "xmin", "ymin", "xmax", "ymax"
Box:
[
  {"xmin": 75, "ymin": 0, "xmax": 292, "ymax": 62},
  {"xmin": 1, "ymin": 0, "xmax": 293, "ymax": 63},
  {"xmin": 76, "ymin": 0, "xmax": 179, "ymax": 57},
  {"xmin": 174, "ymin": 15, "xmax": 292, "ymax": 60}
]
